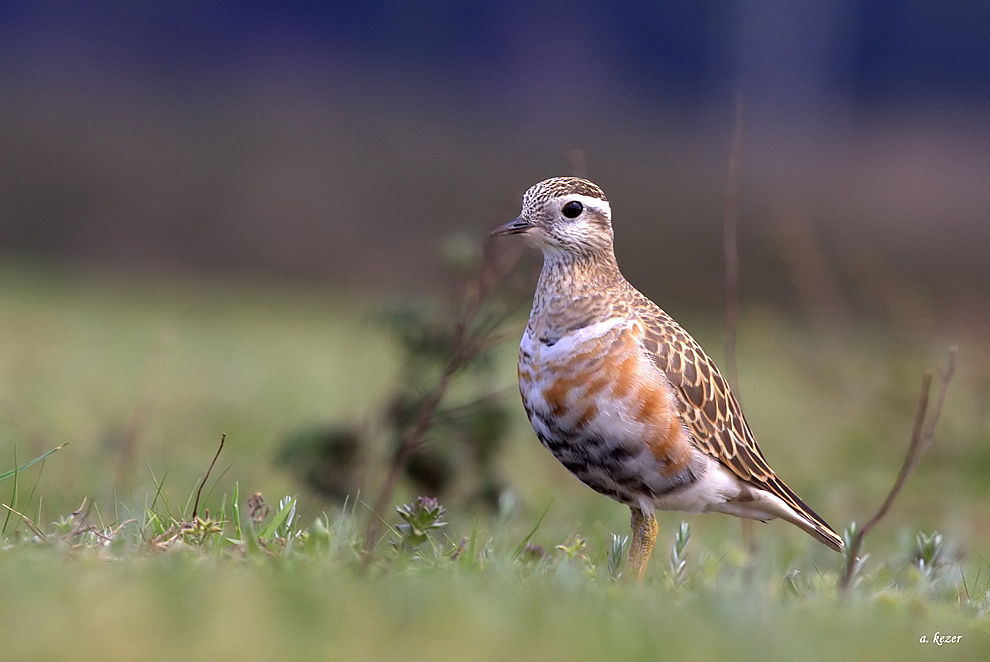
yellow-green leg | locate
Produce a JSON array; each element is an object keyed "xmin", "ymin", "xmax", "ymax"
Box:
[{"xmin": 627, "ymin": 507, "xmax": 658, "ymax": 581}]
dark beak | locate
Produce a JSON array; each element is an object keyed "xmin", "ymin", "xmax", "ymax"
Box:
[{"xmin": 489, "ymin": 217, "xmax": 532, "ymax": 237}]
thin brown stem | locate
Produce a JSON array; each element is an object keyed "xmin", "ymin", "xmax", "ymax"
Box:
[
  {"xmin": 192, "ymin": 433, "xmax": 226, "ymax": 520},
  {"xmin": 369, "ymin": 358, "xmax": 462, "ymax": 527},
  {"xmin": 723, "ymin": 98, "xmax": 751, "ymax": 556},
  {"xmin": 365, "ymin": 237, "xmax": 523, "ymax": 546},
  {"xmin": 840, "ymin": 347, "xmax": 957, "ymax": 591},
  {"xmin": 1, "ymin": 503, "xmax": 46, "ymax": 540},
  {"xmin": 723, "ymin": 94, "xmax": 745, "ymax": 395}
]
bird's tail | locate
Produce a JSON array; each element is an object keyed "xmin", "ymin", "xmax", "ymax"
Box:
[{"xmin": 764, "ymin": 476, "xmax": 844, "ymax": 552}]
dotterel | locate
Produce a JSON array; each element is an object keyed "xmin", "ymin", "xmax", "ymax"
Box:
[{"xmin": 491, "ymin": 177, "xmax": 842, "ymax": 579}]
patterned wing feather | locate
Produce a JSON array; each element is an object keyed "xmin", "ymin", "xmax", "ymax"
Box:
[{"xmin": 635, "ymin": 297, "xmax": 843, "ymax": 551}]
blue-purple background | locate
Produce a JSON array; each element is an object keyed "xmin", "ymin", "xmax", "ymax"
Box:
[{"xmin": 1, "ymin": 1, "xmax": 988, "ymax": 314}]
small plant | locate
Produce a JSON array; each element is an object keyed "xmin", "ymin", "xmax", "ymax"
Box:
[
  {"xmin": 841, "ymin": 522, "xmax": 869, "ymax": 590},
  {"xmin": 520, "ymin": 542, "xmax": 548, "ymax": 564},
  {"xmin": 555, "ymin": 536, "xmax": 588, "ymax": 561},
  {"xmin": 181, "ymin": 512, "xmax": 224, "ymax": 547},
  {"xmin": 252, "ymin": 495, "xmax": 301, "ymax": 552},
  {"xmin": 963, "ymin": 590, "xmax": 990, "ymax": 617},
  {"xmin": 246, "ymin": 492, "xmax": 271, "ymax": 524},
  {"xmin": 783, "ymin": 569, "xmax": 804, "ymax": 597},
  {"xmin": 911, "ymin": 530, "xmax": 946, "ymax": 579},
  {"xmin": 364, "ymin": 231, "xmax": 527, "ymax": 537},
  {"xmin": 276, "ymin": 234, "xmax": 524, "ymax": 539},
  {"xmin": 669, "ymin": 521, "xmax": 691, "ymax": 587},
  {"xmin": 607, "ymin": 533, "xmax": 629, "ymax": 581},
  {"xmin": 391, "ymin": 496, "xmax": 448, "ymax": 551}
]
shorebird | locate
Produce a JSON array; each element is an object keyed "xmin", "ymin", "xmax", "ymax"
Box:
[{"xmin": 491, "ymin": 177, "xmax": 842, "ymax": 579}]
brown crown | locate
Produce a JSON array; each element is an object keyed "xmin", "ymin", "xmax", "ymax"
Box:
[{"xmin": 523, "ymin": 177, "xmax": 607, "ymax": 210}]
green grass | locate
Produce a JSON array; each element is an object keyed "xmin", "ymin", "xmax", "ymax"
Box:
[
  {"xmin": 1, "ymin": 261, "xmax": 989, "ymax": 660},
  {"xmin": 0, "ymin": 262, "xmax": 401, "ymax": 518},
  {"xmin": 1, "ymin": 490, "xmax": 987, "ymax": 662}
]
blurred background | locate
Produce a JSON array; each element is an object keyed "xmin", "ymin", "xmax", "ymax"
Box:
[
  {"xmin": 2, "ymin": 1, "xmax": 989, "ymax": 312},
  {"xmin": 0, "ymin": 2, "xmax": 988, "ymax": 552}
]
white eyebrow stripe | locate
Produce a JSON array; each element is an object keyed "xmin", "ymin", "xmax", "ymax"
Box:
[{"xmin": 564, "ymin": 194, "xmax": 611, "ymax": 219}]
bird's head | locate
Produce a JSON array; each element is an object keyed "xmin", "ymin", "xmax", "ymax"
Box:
[{"xmin": 491, "ymin": 177, "xmax": 614, "ymax": 261}]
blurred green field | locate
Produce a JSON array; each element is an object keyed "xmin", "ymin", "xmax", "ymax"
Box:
[{"xmin": 1, "ymin": 261, "xmax": 989, "ymax": 660}]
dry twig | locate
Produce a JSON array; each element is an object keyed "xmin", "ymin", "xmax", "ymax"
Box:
[
  {"xmin": 366, "ymin": 235, "xmax": 524, "ymax": 543},
  {"xmin": 192, "ymin": 433, "xmax": 226, "ymax": 520},
  {"xmin": 839, "ymin": 347, "xmax": 957, "ymax": 591},
  {"xmin": 68, "ymin": 498, "xmax": 113, "ymax": 543},
  {"xmin": 722, "ymin": 97, "xmax": 759, "ymax": 556},
  {"xmin": 1, "ymin": 503, "xmax": 46, "ymax": 540},
  {"xmin": 723, "ymin": 94, "xmax": 745, "ymax": 395}
]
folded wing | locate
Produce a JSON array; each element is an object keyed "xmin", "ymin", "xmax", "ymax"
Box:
[{"xmin": 635, "ymin": 299, "xmax": 843, "ymax": 552}]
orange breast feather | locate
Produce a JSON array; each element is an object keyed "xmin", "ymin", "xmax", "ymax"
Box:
[{"xmin": 527, "ymin": 323, "xmax": 692, "ymax": 476}]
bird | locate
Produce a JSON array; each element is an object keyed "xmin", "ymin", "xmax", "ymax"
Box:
[{"xmin": 490, "ymin": 176, "xmax": 843, "ymax": 580}]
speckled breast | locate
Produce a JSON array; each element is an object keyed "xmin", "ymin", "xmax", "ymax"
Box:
[{"xmin": 516, "ymin": 318, "xmax": 696, "ymax": 507}]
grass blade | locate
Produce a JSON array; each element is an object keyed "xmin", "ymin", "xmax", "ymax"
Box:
[
  {"xmin": 232, "ymin": 481, "xmax": 243, "ymax": 542},
  {"xmin": 513, "ymin": 499, "xmax": 552, "ymax": 560},
  {"xmin": 1, "ymin": 445, "xmax": 17, "ymax": 536},
  {"xmin": 0, "ymin": 443, "xmax": 68, "ymax": 483},
  {"xmin": 259, "ymin": 496, "xmax": 296, "ymax": 540}
]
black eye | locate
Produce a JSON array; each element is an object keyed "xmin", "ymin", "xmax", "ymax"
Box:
[{"xmin": 561, "ymin": 200, "xmax": 583, "ymax": 219}]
